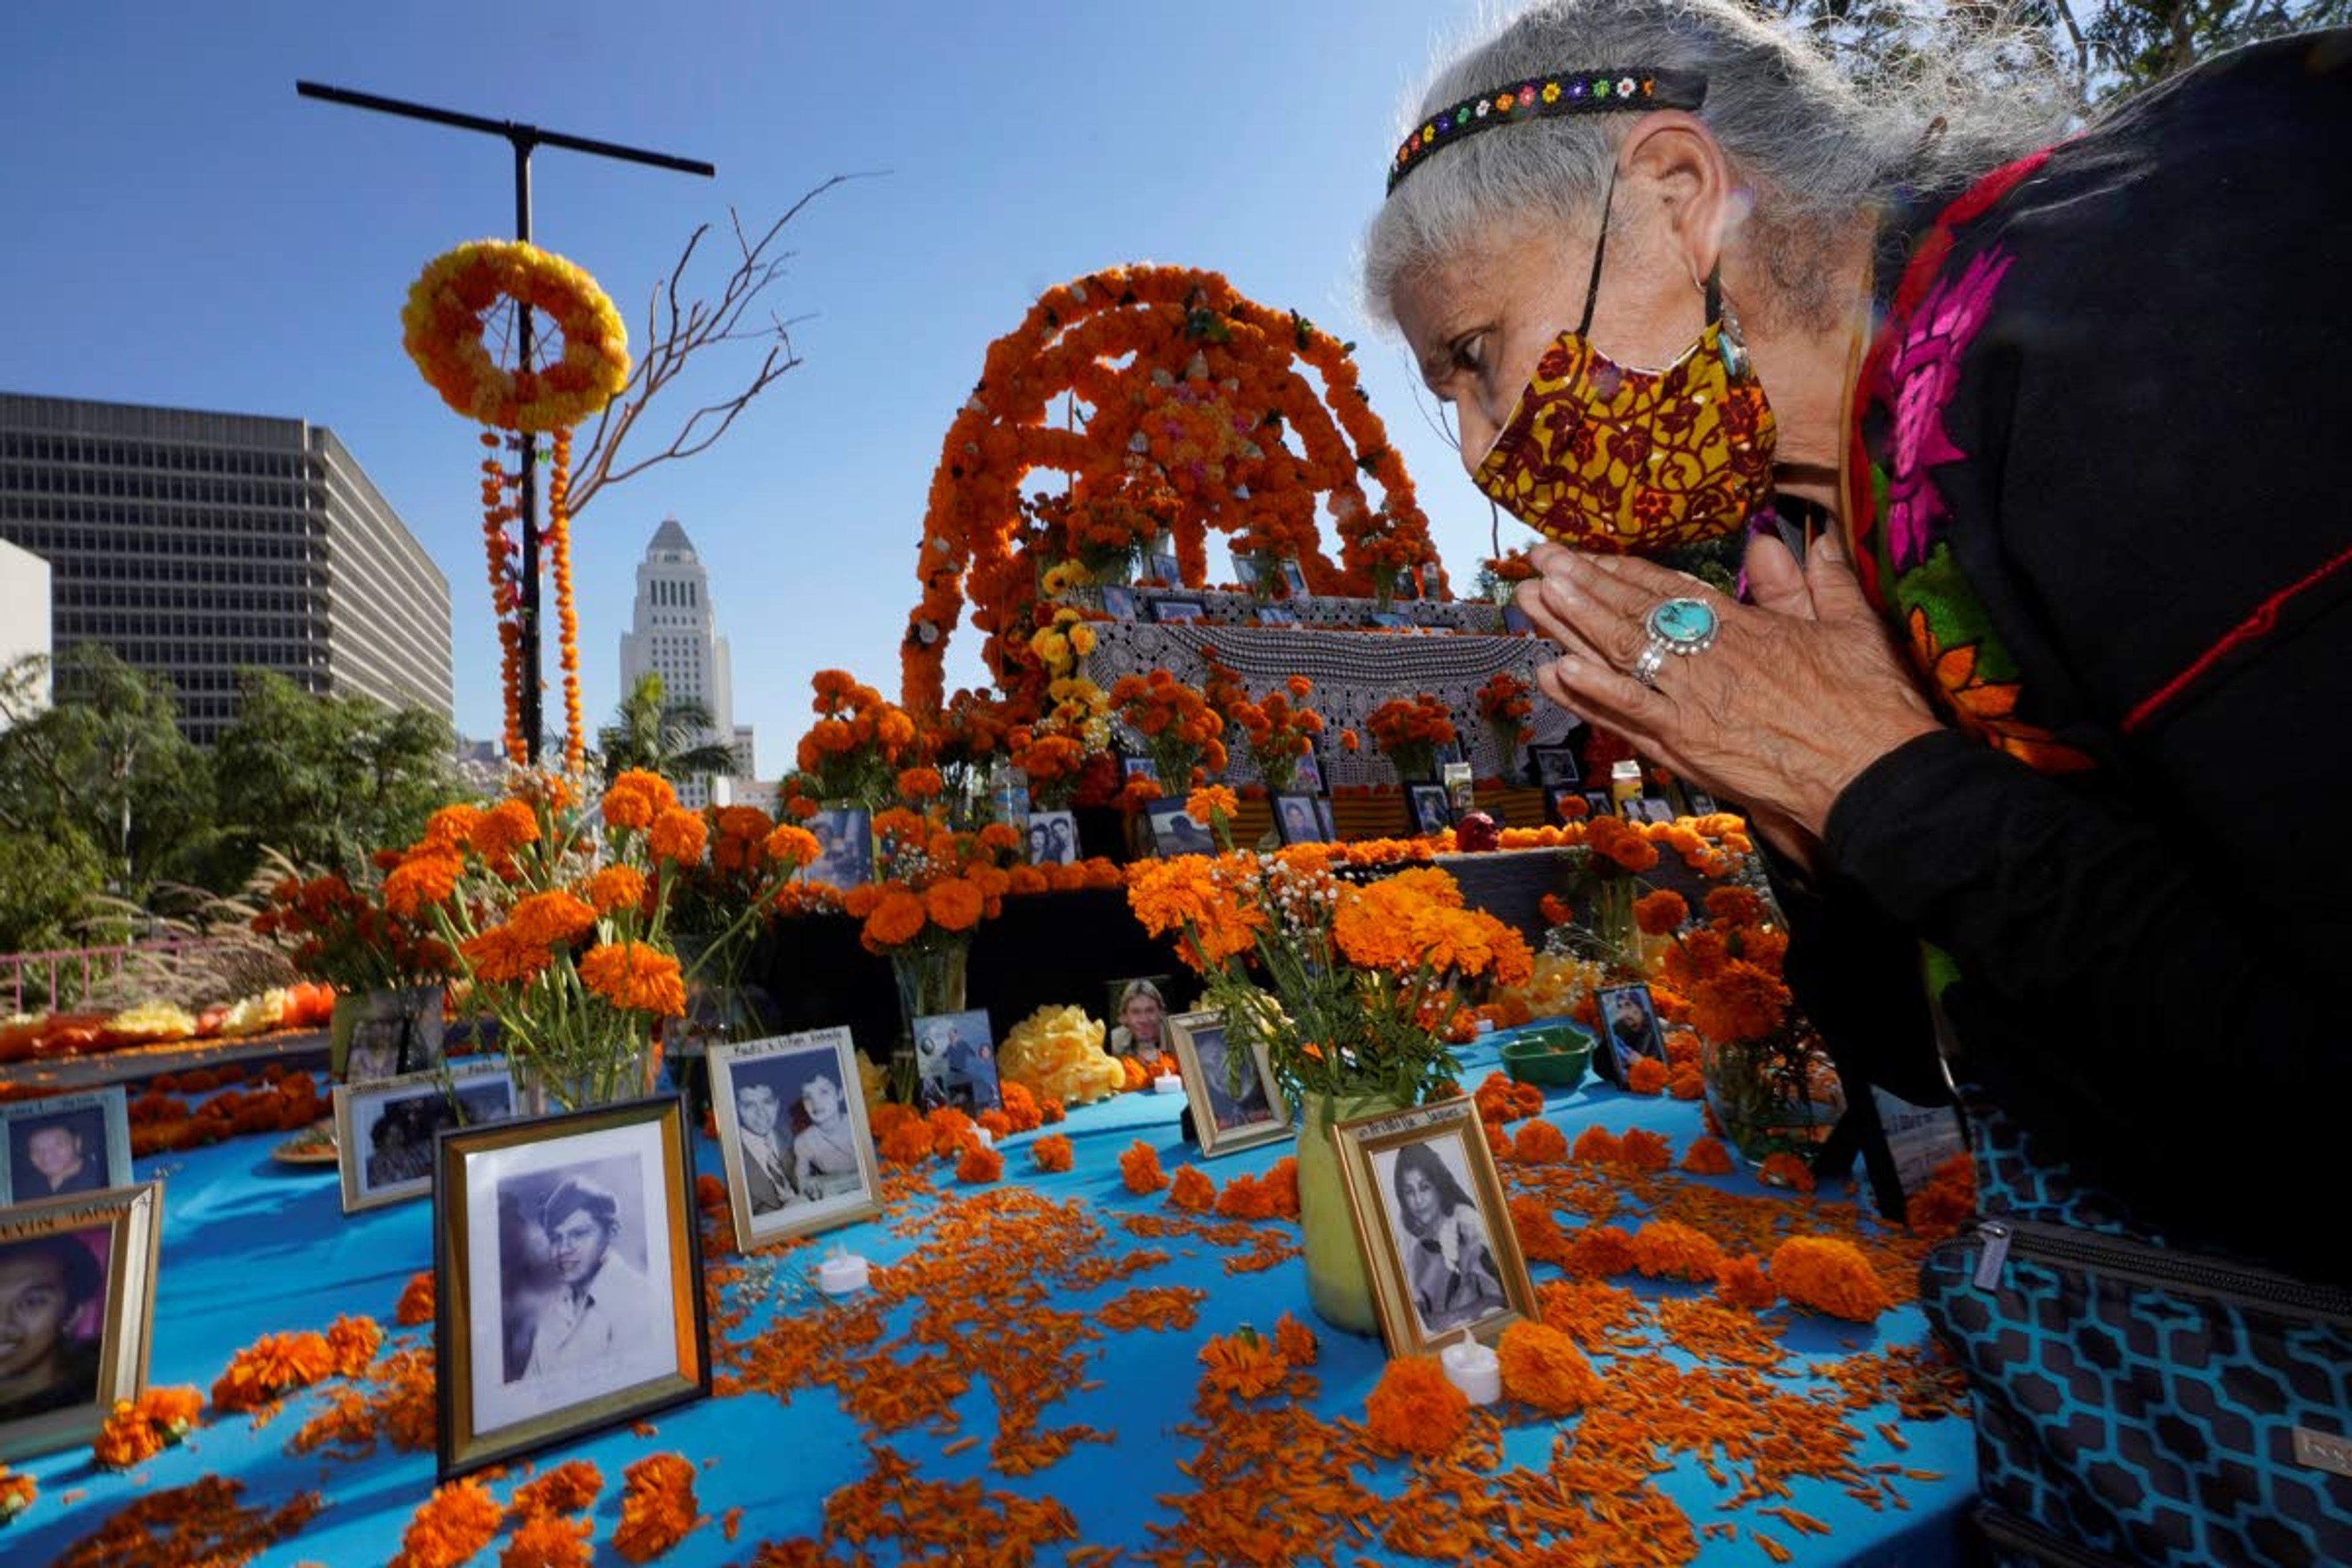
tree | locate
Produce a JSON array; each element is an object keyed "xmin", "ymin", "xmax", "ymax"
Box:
[
  {"xmin": 0, "ymin": 824, "xmax": 106, "ymax": 956},
  {"xmin": 0, "ymin": 646, "xmax": 214, "ymax": 894},
  {"xmin": 595, "ymin": 673, "xmax": 740, "ymax": 786},
  {"xmin": 207, "ymin": 671, "xmax": 460, "ymax": 883}
]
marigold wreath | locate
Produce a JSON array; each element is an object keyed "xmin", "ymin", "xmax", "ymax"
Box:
[{"xmin": 401, "ymin": 239, "xmax": 630, "ymax": 434}]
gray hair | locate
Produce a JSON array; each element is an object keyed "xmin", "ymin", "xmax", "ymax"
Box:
[{"xmin": 1363, "ymin": 0, "xmax": 2075, "ymax": 328}]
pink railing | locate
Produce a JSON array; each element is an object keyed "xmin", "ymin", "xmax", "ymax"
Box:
[{"xmin": 1, "ymin": 940, "xmax": 215, "ymax": 1017}]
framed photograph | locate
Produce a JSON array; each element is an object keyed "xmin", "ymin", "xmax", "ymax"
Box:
[
  {"xmin": 1025, "ymin": 808, "xmax": 1079, "ymax": 866},
  {"xmin": 1272, "ymin": 792, "xmax": 1329, "ymax": 846},
  {"xmin": 1407, "ymin": 783, "xmax": 1454, "ymax": 836},
  {"xmin": 1121, "ymin": 755, "xmax": 1159, "ymax": 785},
  {"xmin": 0, "ymin": 1088, "xmax": 132, "ymax": 1206},
  {"xmin": 1596, "ymin": 983, "xmax": 1669, "ymax": 1088},
  {"xmin": 1685, "ymin": 788, "xmax": 1721, "ymax": 817},
  {"xmin": 1619, "ymin": 796, "xmax": 1649, "ymax": 822},
  {"xmin": 333, "ymin": 989, "xmax": 447, "ymax": 1085},
  {"xmin": 334, "ymin": 1063, "xmax": 519, "ymax": 1215},
  {"xmin": 1292, "ymin": 752, "xmax": 1324, "ymax": 795},
  {"xmin": 1442, "ymin": 761, "xmax": 1476, "ymax": 816},
  {"xmin": 1166, "ymin": 1009, "xmax": 1291, "ymax": 1157},
  {"xmin": 1528, "ymin": 742, "xmax": 1581, "ymax": 790},
  {"xmin": 1145, "ymin": 552, "xmax": 1182, "ymax": 585},
  {"xmin": 1144, "ymin": 797, "xmax": 1217, "ymax": 857},
  {"xmin": 1231, "ymin": 555, "xmax": 1261, "ymax": 590},
  {"xmin": 801, "ymin": 805, "xmax": 875, "ymax": 892},
  {"xmin": 1333, "ymin": 1097, "xmax": 1535, "ymax": 1355},
  {"xmin": 709, "ymin": 1028, "xmax": 881, "ymax": 1251},
  {"xmin": 1106, "ymin": 976, "xmax": 1173, "ymax": 1057},
  {"xmin": 1640, "ymin": 797, "xmax": 1676, "ymax": 824},
  {"xmin": 0, "ymin": 1182, "xmax": 162, "ymax": 1462},
  {"xmin": 1281, "ymin": 559, "xmax": 1310, "ymax": 598},
  {"xmin": 913, "ymin": 1007, "xmax": 1003, "ymax": 1114},
  {"xmin": 1100, "ymin": 583, "xmax": 1138, "ymax": 620},
  {"xmin": 1256, "ymin": 605, "xmax": 1297, "ymax": 627},
  {"xmin": 1420, "ymin": 562, "xmax": 1444, "ymax": 597},
  {"xmin": 434, "ymin": 1096, "xmax": 709, "ymax": 1480},
  {"xmin": 1151, "ymin": 598, "xmax": 1207, "ymax": 625},
  {"xmin": 1582, "ymin": 790, "xmax": 1614, "ymax": 821},
  {"xmin": 1314, "ymin": 796, "xmax": 1338, "ymax": 843}
]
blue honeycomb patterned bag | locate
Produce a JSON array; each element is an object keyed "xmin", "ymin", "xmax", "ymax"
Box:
[{"xmin": 1919, "ymin": 1097, "xmax": 2352, "ymax": 1567}]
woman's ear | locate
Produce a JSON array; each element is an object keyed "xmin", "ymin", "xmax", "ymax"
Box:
[{"xmin": 1617, "ymin": 110, "xmax": 1738, "ymax": 284}]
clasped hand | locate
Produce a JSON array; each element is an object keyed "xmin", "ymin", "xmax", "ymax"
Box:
[{"xmin": 1512, "ymin": 530, "xmax": 1941, "ymax": 870}]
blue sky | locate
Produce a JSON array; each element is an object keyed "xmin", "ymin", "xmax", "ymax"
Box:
[{"xmin": 0, "ymin": 0, "xmax": 1510, "ymax": 766}]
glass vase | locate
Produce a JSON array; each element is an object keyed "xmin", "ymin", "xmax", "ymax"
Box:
[
  {"xmin": 668, "ymin": 946, "xmax": 780, "ymax": 1124},
  {"xmin": 1699, "ymin": 1025, "xmax": 1847, "ymax": 1172},
  {"xmin": 1294, "ymin": 1088, "xmax": 1408, "ymax": 1336},
  {"xmin": 889, "ymin": 936, "xmax": 971, "ymax": 1104},
  {"xmin": 510, "ymin": 1029, "xmax": 661, "ymax": 1117}
]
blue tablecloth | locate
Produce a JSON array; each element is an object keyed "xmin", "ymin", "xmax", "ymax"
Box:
[{"xmin": 8, "ymin": 1038, "xmax": 1977, "ymax": 1565}]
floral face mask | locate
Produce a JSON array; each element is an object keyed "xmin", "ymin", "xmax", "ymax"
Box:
[{"xmin": 1472, "ymin": 176, "xmax": 1777, "ymax": 553}]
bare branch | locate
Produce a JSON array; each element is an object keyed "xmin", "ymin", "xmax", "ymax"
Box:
[{"xmin": 567, "ymin": 172, "xmax": 880, "ymax": 519}]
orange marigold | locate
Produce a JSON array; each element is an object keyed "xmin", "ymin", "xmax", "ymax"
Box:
[
  {"xmin": 1197, "ymin": 1329, "xmax": 1287, "ymax": 1401},
  {"xmin": 1365, "ymin": 1355, "xmax": 1470, "ymax": 1457},
  {"xmin": 1507, "ymin": 1194, "xmax": 1574, "ymax": 1267},
  {"xmin": 505, "ymin": 891, "xmax": 598, "ymax": 950},
  {"xmin": 1569, "ymin": 1126, "xmax": 1623, "ymax": 1165},
  {"xmin": 1664, "ymin": 1029, "xmax": 1702, "ymax": 1068},
  {"xmin": 955, "ymin": 1142, "xmax": 1004, "ymax": 1184},
  {"xmin": 1759, "ymin": 1151, "xmax": 1819, "ymax": 1194},
  {"xmin": 1565, "ymin": 1224, "xmax": 1639, "ymax": 1279},
  {"xmin": 1119, "ymin": 1140, "xmax": 1169, "ymax": 1194},
  {"xmin": 1907, "ymin": 1153, "xmax": 1978, "ymax": 1242},
  {"xmin": 1668, "ymin": 1062, "xmax": 1706, "ymax": 1100},
  {"xmin": 587, "ymin": 865, "xmax": 648, "ymax": 915},
  {"xmin": 513, "ymin": 1459, "xmax": 604, "ymax": 1518},
  {"xmin": 395, "ymin": 1270, "xmax": 435, "ymax": 1326},
  {"xmin": 1705, "ymin": 885, "xmax": 1766, "ymax": 926},
  {"xmin": 1680, "ymin": 1136, "xmax": 1736, "ymax": 1175},
  {"xmin": 1030, "ymin": 1133, "xmax": 1074, "ymax": 1173},
  {"xmin": 1513, "ymin": 1119, "xmax": 1569, "ymax": 1164},
  {"xmin": 1274, "ymin": 1312, "xmax": 1319, "ymax": 1367},
  {"xmin": 1258, "ymin": 1156, "xmax": 1300, "ymax": 1218},
  {"xmin": 1168, "ymin": 1164, "xmax": 1217, "ymax": 1213},
  {"xmin": 1634, "ymin": 889, "xmax": 1689, "ymax": 935},
  {"xmin": 613, "ymin": 1452, "xmax": 702, "ymax": 1564},
  {"xmin": 764, "ymin": 823, "xmax": 822, "ymax": 868},
  {"xmin": 647, "ymin": 809, "xmax": 708, "ymax": 865},
  {"xmin": 1185, "ymin": 785, "xmax": 1239, "ymax": 825},
  {"xmin": 579, "ymin": 941, "xmax": 687, "ymax": 1016},
  {"xmin": 1715, "ymin": 1256, "xmax": 1779, "ymax": 1312},
  {"xmin": 470, "ymin": 799, "xmax": 540, "ymax": 862},
  {"xmin": 384, "ymin": 851, "xmax": 462, "ymax": 918},
  {"xmin": 92, "ymin": 1385, "xmax": 204, "ymax": 1469},
  {"xmin": 212, "ymin": 1330, "xmax": 335, "ymax": 1414},
  {"xmin": 1770, "ymin": 1236, "xmax": 1891, "ymax": 1322},
  {"xmin": 1619, "ymin": 1128, "xmax": 1673, "ymax": 1170},
  {"xmin": 998, "ymin": 1081, "xmax": 1042, "ymax": 1133},
  {"xmin": 502, "ymin": 1513, "xmax": 594, "ymax": 1568},
  {"xmin": 878, "ymin": 1117, "xmax": 937, "ymax": 1165},
  {"xmin": 923, "ymin": 878, "xmax": 986, "ymax": 933},
  {"xmin": 1630, "ymin": 1220, "xmax": 1727, "ymax": 1283},
  {"xmin": 1497, "ymin": 1320, "xmax": 1600, "ymax": 1414},
  {"xmin": 461, "ymin": 922, "xmax": 553, "ymax": 986},
  {"xmin": 897, "ymin": 766, "xmax": 944, "ymax": 799},
  {"xmin": 1627, "ymin": 1055, "xmax": 1670, "ymax": 1095},
  {"xmin": 390, "ymin": 1477, "xmax": 505, "ymax": 1568},
  {"xmin": 862, "ymin": 889, "xmax": 929, "ymax": 949},
  {"xmin": 325, "ymin": 1314, "xmax": 383, "ymax": 1378}
]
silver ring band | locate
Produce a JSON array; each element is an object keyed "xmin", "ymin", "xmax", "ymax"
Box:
[{"xmin": 1631, "ymin": 642, "xmax": 1668, "ymax": 688}]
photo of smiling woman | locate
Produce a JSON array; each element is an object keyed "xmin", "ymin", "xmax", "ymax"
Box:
[{"xmin": 1376, "ymin": 1139, "xmax": 1507, "ymax": 1338}]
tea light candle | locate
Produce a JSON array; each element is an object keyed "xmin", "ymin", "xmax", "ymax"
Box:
[
  {"xmin": 816, "ymin": 1246, "xmax": 869, "ymax": 1296},
  {"xmin": 1439, "ymin": 1330, "xmax": 1501, "ymax": 1406},
  {"xmin": 973, "ymin": 1126, "xmax": 995, "ymax": 1148},
  {"xmin": 1153, "ymin": 1072, "xmax": 1185, "ymax": 1095}
]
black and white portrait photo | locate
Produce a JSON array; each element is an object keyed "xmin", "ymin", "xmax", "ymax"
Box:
[
  {"xmin": 1273, "ymin": 793, "xmax": 1326, "ymax": 846},
  {"xmin": 801, "ymin": 805, "xmax": 875, "ymax": 892},
  {"xmin": 1026, "ymin": 809, "xmax": 1079, "ymax": 866},
  {"xmin": 1151, "ymin": 598, "xmax": 1206, "ymax": 625},
  {"xmin": 1168, "ymin": 1012, "xmax": 1289, "ymax": 1157},
  {"xmin": 1529, "ymin": 743, "xmax": 1581, "ymax": 790},
  {"xmin": 1373, "ymin": 1137, "xmax": 1509, "ymax": 1338},
  {"xmin": 0, "ymin": 1090, "xmax": 130, "ymax": 1207},
  {"xmin": 710, "ymin": 1028, "xmax": 882, "ymax": 1250},
  {"xmin": 337, "ymin": 1065, "xmax": 518, "ymax": 1214},
  {"xmin": 914, "ymin": 1008, "xmax": 1001, "ymax": 1114}
]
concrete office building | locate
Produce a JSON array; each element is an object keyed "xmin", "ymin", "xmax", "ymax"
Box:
[
  {"xmin": 0, "ymin": 537, "xmax": 53, "ymax": 726},
  {"xmin": 0, "ymin": 393, "xmax": 452, "ymax": 744},
  {"xmin": 617, "ymin": 516, "xmax": 757, "ymax": 810}
]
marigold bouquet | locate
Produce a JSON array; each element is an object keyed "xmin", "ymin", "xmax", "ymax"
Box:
[
  {"xmin": 1206, "ymin": 659, "xmax": 1325, "ymax": 795},
  {"xmin": 834, "ymin": 810, "xmax": 1021, "ymax": 959},
  {"xmin": 383, "ymin": 771, "xmax": 816, "ymax": 1110},
  {"xmin": 1476, "ymin": 672, "xmax": 1533, "ymax": 781},
  {"xmin": 253, "ymin": 861, "xmax": 453, "ymax": 996},
  {"xmin": 1109, "ymin": 669, "xmax": 1229, "ymax": 797},
  {"xmin": 1126, "ymin": 797, "xmax": 1533, "ymax": 1105},
  {"xmin": 1364, "ymin": 694, "xmax": 1457, "ymax": 783},
  {"xmin": 792, "ymin": 670, "xmax": 919, "ymax": 810}
]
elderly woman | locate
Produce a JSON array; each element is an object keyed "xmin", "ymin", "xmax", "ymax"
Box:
[
  {"xmin": 1370, "ymin": 0, "xmax": 2349, "ymax": 1273},
  {"xmin": 1368, "ymin": 2, "xmax": 2351, "ymax": 1555}
]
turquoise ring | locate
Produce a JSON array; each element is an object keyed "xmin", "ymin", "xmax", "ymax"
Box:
[{"xmin": 1631, "ymin": 597, "xmax": 1719, "ymax": 687}]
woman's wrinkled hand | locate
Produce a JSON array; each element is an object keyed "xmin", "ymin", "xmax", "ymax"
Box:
[{"xmin": 1513, "ymin": 529, "xmax": 1940, "ymax": 869}]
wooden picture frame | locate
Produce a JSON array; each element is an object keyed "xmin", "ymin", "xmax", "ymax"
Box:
[
  {"xmin": 1332, "ymin": 1097, "xmax": 1536, "ymax": 1357},
  {"xmin": 1166, "ymin": 1009, "xmax": 1291, "ymax": 1158},
  {"xmin": 432, "ymin": 1095, "xmax": 709, "ymax": 1480},
  {"xmin": 1272, "ymin": 792, "xmax": 1329, "ymax": 846},
  {"xmin": 0, "ymin": 1087, "xmax": 132, "ymax": 1205},
  {"xmin": 0, "ymin": 1181, "xmax": 162, "ymax": 1462},
  {"xmin": 708, "ymin": 1028, "xmax": 882, "ymax": 1254},
  {"xmin": 334, "ymin": 1062, "xmax": 518, "ymax": 1215}
]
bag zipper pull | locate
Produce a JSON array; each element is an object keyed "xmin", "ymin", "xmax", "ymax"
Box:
[{"xmin": 1973, "ymin": 1219, "xmax": 2013, "ymax": 1290}]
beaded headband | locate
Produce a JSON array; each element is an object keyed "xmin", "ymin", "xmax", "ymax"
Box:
[{"xmin": 1386, "ymin": 67, "xmax": 1709, "ymax": 195}]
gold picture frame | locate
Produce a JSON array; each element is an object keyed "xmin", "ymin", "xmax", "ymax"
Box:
[
  {"xmin": 432, "ymin": 1095, "xmax": 709, "ymax": 1480},
  {"xmin": 0, "ymin": 1180, "xmax": 163, "ymax": 1462},
  {"xmin": 707, "ymin": 1028, "xmax": 883, "ymax": 1253},
  {"xmin": 1165, "ymin": 1009, "xmax": 1292, "ymax": 1158},
  {"xmin": 333, "ymin": 1061, "xmax": 519, "ymax": 1215},
  {"xmin": 1332, "ymin": 1096, "xmax": 1537, "ymax": 1357}
]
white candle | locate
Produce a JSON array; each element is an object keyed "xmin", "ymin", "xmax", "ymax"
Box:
[
  {"xmin": 1153, "ymin": 1073, "xmax": 1185, "ymax": 1095},
  {"xmin": 816, "ymin": 1248, "xmax": 870, "ymax": 1296},
  {"xmin": 1439, "ymin": 1331, "xmax": 1501, "ymax": 1406},
  {"xmin": 973, "ymin": 1126, "xmax": 995, "ymax": 1148}
]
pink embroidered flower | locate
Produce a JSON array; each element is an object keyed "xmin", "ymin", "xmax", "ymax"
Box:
[{"xmin": 1884, "ymin": 248, "xmax": 2013, "ymax": 568}]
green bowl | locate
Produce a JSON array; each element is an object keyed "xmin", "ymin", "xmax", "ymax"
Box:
[{"xmin": 1500, "ymin": 1022, "xmax": 1597, "ymax": 1090}]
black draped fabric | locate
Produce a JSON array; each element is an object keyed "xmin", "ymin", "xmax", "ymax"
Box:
[{"xmin": 1808, "ymin": 32, "xmax": 2352, "ymax": 1284}]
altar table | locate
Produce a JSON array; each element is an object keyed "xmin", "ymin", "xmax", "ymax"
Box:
[{"xmin": 6, "ymin": 1037, "xmax": 1976, "ymax": 1566}]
